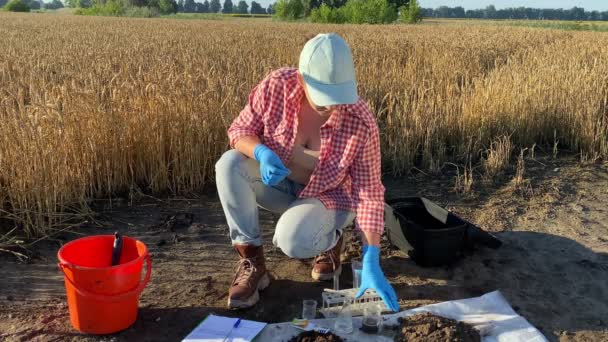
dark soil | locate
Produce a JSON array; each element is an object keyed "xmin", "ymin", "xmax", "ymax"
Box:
[
  {"xmin": 396, "ymin": 313, "xmax": 480, "ymax": 342},
  {"xmin": 287, "ymin": 330, "xmax": 344, "ymax": 342},
  {"xmin": 1, "ymin": 157, "xmax": 607, "ymax": 342}
]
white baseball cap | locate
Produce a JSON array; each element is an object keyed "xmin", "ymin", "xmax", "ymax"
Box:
[{"xmin": 298, "ymin": 33, "xmax": 358, "ymax": 106}]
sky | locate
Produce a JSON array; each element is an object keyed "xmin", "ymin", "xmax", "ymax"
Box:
[{"xmin": 418, "ymin": 1, "xmax": 607, "ymax": 11}]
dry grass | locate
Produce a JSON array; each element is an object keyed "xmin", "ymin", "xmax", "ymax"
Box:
[
  {"xmin": 1, "ymin": 13, "xmax": 607, "ymax": 237},
  {"xmin": 513, "ymin": 148, "xmax": 527, "ymax": 188},
  {"xmin": 483, "ymin": 135, "xmax": 514, "ymax": 181},
  {"xmin": 453, "ymin": 162, "xmax": 474, "ymax": 195}
]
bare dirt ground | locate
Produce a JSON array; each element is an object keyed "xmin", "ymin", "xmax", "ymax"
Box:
[{"xmin": 1, "ymin": 155, "xmax": 607, "ymax": 342}]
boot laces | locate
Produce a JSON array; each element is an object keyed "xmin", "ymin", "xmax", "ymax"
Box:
[
  {"xmin": 233, "ymin": 258, "xmax": 257, "ymax": 286},
  {"xmin": 314, "ymin": 251, "xmax": 337, "ymax": 271}
]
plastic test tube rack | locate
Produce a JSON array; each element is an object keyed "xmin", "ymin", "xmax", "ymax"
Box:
[{"xmin": 320, "ymin": 288, "xmax": 389, "ymax": 318}]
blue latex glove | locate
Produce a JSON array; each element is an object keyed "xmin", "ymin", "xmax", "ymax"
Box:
[
  {"xmin": 355, "ymin": 245, "xmax": 400, "ymax": 312},
  {"xmin": 253, "ymin": 144, "xmax": 290, "ymax": 186}
]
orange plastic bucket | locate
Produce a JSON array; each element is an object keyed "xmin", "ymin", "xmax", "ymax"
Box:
[{"xmin": 57, "ymin": 235, "xmax": 151, "ymax": 334}]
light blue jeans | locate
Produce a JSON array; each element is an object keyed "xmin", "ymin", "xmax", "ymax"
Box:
[{"xmin": 215, "ymin": 150, "xmax": 356, "ymax": 259}]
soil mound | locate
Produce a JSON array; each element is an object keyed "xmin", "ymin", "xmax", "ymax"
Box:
[
  {"xmin": 396, "ymin": 313, "xmax": 480, "ymax": 342},
  {"xmin": 288, "ymin": 330, "xmax": 344, "ymax": 342}
]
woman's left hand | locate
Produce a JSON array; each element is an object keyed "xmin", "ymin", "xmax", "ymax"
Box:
[{"xmin": 355, "ymin": 245, "xmax": 400, "ymax": 312}]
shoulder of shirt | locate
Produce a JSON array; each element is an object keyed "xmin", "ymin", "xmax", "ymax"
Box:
[
  {"xmin": 265, "ymin": 67, "xmax": 298, "ymax": 85},
  {"xmin": 345, "ymin": 99, "xmax": 377, "ymax": 132}
]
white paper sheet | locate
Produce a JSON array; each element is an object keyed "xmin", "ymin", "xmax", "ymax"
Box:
[
  {"xmin": 183, "ymin": 315, "xmax": 267, "ymax": 342},
  {"xmin": 389, "ymin": 291, "xmax": 549, "ymax": 342}
]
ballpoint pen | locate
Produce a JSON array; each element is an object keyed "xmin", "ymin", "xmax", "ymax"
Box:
[{"xmin": 222, "ymin": 318, "xmax": 241, "ymax": 342}]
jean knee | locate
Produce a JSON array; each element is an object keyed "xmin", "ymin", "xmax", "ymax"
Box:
[
  {"xmin": 274, "ymin": 216, "xmax": 318, "ymax": 259},
  {"xmin": 215, "ymin": 150, "xmax": 246, "ymax": 178}
]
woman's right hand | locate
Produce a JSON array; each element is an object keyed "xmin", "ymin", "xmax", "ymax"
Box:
[{"xmin": 253, "ymin": 144, "xmax": 291, "ymax": 186}]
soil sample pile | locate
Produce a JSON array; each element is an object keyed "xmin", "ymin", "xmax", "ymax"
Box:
[
  {"xmin": 287, "ymin": 330, "xmax": 344, "ymax": 342},
  {"xmin": 395, "ymin": 313, "xmax": 481, "ymax": 342}
]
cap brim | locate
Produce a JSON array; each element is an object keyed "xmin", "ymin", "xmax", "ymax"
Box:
[{"xmin": 302, "ymin": 74, "xmax": 358, "ymax": 107}]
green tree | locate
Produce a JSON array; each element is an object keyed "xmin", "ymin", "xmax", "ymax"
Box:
[
  {"xmin": 341, "ymin": 0, "xmax": 396, "ymax": 24},
  {"xmin": 221, "ymin": 0, "xmax": 231, "ymax": 13},
  {"xmin": 399, "ymin": 0, "xmax": 421, "ymax": 23},
  {"xmin": 250, "ymin": 0, "xmax": 264, "ymax": 14},
  {"xmin": 235, "ymin": 0, "xmax": 246, "ymax": 13},
  {"xmin": 434, "ymin": 5, "xmax": 449, "ymax": 17},
  {"xmin": 302, "ymin": 0, "xmax": 320, "ymax": 16},
  {"xmin": 209, "ymin": 0, "xmax": 219, "ymax": 11},
  {"xmin": 310, "ymin": 2, "xmax": 345, "ymax": 23},
  {"xmin": 324, "ymin": 0, "xmax": 344, "ymax": 8},
  {"xmin": 387, "ymin": 0, "xmax": 406, "ymax": 10},
  {"xmin": 76, "ymin": 0, "xmax": 91, "ymax": 7},
  {"xmin": 273, "ymin": 0, "xmax": 284, "ymax": 16},
  {"xmin": 311, "ymin": 0, "xmax": 396, "ymax": 24},
  {"xmin": 158, "ymin": 0, "xmax": 177, "ymax": 13},
  {"xmin": 196, "ymin": 0, "xmax": 209, "ymax": 12},
  {"xmin": 129, "ymin": 0, "xmax": 147, "ymax": 7},
  {"xmin": 286, "ymin": 0, "xmax": 303, "ymax": 18},
  {"xmin": 177, "ymin": 0, "xmax": 183, "ymax": 11},
  {"xmin": 183, "ymin": 0, "xmax": 195, "ymax": 11},
  {"xmin": 570, "ymin": 6, "xmax": 585, "ymax": 20},
  {"xmin": 274, "ymin": 0, "xmax": 302, "ymax": 19},
  {"xmin": 4, "ymin": 0, "xmax": 31, "ymax": 11},
  {"xmin": 44, "ymin": 0, "xmax": 64, "ymax": 8},
  {"xmin": 29, "ymin": 0, "xmax": 41, "ymax": 9},
  {"xmin": 483, "ymin": 5, "xmax": 496, "ymax": 19}
]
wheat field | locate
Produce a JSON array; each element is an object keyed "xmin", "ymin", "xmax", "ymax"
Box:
[{"xmin": 0, "ymin": 13, "xmax": 607, "ymax": 237}]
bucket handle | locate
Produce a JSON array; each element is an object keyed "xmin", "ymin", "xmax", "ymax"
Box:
[{"xmin": 58, "ymin": 253, "xmax": 151, "ymax": 303}]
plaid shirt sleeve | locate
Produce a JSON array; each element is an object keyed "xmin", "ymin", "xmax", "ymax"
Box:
[
  {"xmin": 351, "ymin": 120, "xmax": 386, "ymax": 235},
  {"xmin": 227, "ymin": 76, "xmax": 269, "ymax": 148}
]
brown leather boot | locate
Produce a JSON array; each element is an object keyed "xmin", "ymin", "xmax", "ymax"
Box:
[
  {"xmin": 228, "ymin": 245, "xmax": 270, "ymax": 309},
  {"xmin": 311, "ymin": 234, "xmax": 344, "ymax": 281}
]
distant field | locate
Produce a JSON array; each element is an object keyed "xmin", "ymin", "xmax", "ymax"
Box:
[
  {"xmin": 0, "ymin": 13, "xmax": 607, "ymax": 237},
  {"xmin": 164, "ymin": 13, "xmax": 272, "ymax": 20},
  {"xmin": 426, "ymin": 17, "xmax": 608, "ymax": 31}
]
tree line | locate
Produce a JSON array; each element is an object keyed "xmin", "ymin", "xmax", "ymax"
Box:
[
  {"xmin": 273, "ymin": 0, "xmax": 423, "ymax": 24},
  {"xmin": 423, "ymin": 5, "xmax": 608, "ymax": 21},
  {"xmin": 1, "ymin": 0, "xmax": 276, "ymax": 15},
  {"xmin": 67, "ymin": 0, "xmax": 273, "ymax": 14},
  {"xmin": 175, "ymin": 0, "xmax": 271, "ymax": 14},
  {"xmin": 1, "ymin": 0, "xmax": 64, "ymax": 10}
]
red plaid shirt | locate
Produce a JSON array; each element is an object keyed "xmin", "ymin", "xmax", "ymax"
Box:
[{"xmin": 228, "ymin": 68, "xmax": 385, "ymax": 235}]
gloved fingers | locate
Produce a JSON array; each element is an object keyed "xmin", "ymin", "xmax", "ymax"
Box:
[
  {"xmin": 270, "ymin": 155, "xmax": 288, "ymax": 169},
  {"xmin": 262, "ymin": 172, "xmax": 283, "ymax": 186},
  {"xmin": 266, "ymin": 176, "xmax": 279, "ymax": 186},
  {"xmin": 270, "ymin": 162, "xmax": 291, "ymax": 175},
  {"xmin": 266, "ymin": 173, "xmax": 285, "ymax": 186},
  {"xmin": 388, "ymin": 294, "xmax": 400, "ymax": 312},
  {"xmin": 387, "ymin": 287, "xmax": 400, "ymax": 312},
  {"xmin": 355, "ymin": 286, "xmax": 369, "ymax": 299},
  {"xmin": 378, "ymin": 288, "xmax": 400, "ymax": 312},
  {"xmin": 377, "ymin": 290, "xmax": 395, "ymax": 312},
  {"xmin": 270, "ymin": 166, "xmax": 290, "ymax": 177},
  {"xmin": 265, "ymin": 169, "xmax": 288, "ymax": 186},
  {"xmin": 260, "ymin": 168, "xmax": 271, "ymax": 185},
  {"xmin": 267, "ymin": 164, "xmax": 289, "ymax": 176}
]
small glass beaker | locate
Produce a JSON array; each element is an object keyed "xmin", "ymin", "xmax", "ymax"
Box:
[
  {"xmin": 334, "ymin": 296, "xmax": 354, "ymax": 334},
  {"xmin": 361, "ymin": 304, "xmax": 382, "ymax": 333},
  {"xmin": 351, "ymin": 260, "xmax": 362, "ymax": 288},
  {"xmin": 302, "ymin": 299, "xmax": 317, "ymax": 320}
]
